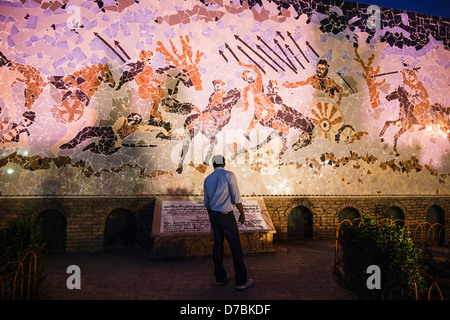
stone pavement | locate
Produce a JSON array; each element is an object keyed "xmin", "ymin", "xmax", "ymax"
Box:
[{"xmin": 37, "ymin": 240, "xmax": 356, "ymax": 301}]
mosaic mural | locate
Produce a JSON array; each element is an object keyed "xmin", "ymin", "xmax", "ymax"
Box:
[{"xmin": 0, "ymin": 0, "xmax": 449, "ymax": 196}]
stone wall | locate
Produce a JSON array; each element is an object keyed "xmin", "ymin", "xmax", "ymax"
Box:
[{"xmin": 0, "ymin": 195, "xmax": 448, "ymax": 253}]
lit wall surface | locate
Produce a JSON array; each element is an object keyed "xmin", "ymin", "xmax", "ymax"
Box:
[{"xmin": 0, "ymin": 0, "xmax": 449, "ymax": 196}]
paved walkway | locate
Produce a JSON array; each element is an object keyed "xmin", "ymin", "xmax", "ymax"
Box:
[{"xmin": 37, "ymin": 240, "xmax": 356, "ymax": 300}]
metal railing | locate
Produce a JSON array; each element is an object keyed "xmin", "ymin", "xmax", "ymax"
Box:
[{"xmin": 0, "ymin": 251, "xmax": 37, "ymax": 300}]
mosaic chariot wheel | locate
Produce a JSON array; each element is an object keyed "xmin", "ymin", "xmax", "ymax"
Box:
[
  {"xmin": 57, "ymin": 96, "xmax": 85, "ymax": 123},
  {"xmin": 308, "ymin": 99, "xmax": 356, "ymax": 143}
]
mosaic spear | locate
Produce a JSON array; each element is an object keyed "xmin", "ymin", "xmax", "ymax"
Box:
[
  {"xmin": 234, "ymin": 35, "xmax": 278, "ymax": 73},
  {"xmin": 114, "ymin": 40, "xmax": 131, "ymax": 60},
  {"xmin": 237, "ymin": 45, "xmax": 266, "ymax": 75},
  {"xmin": 255, "ymin": 44, "xmax": 285, "ymax": 72},
  {"xmin": 305, "ymin": 41, "xmax": 319, "ymax": 58},
  {"xmin": 257, "ymin": 35, "xmax": 295, "ymax": 73},
  {"xmin": 337, "ymin": 71, "xmax": 355, "ymax": 93},
  {"xmin": 219, "ymin": 49, "xmax": 228, "ymax": 63},
  {"xmin": 274, "ymin": 38, "xmax": 297, "ymax": 73},
  {"xmin": 371, "ymin": 67, "xmax": 420, "ymax": 78},
  {"xmin": 225, "ymin": 43, "xmax": 240, "ymax": 63},
  {"xmin": 371, "ymin": 71, "xmax": 397, "ymax": 78},
  {"xmin": 276, "ymin": 31, "xmax": 285, "ymax": 41},
  {"xmin": 285, "ymin": 44, "xmax": 305, "ymax": 69},
  {"xmin": 287, "ymin": 31, "xmax": 309, "ymax": 63}
]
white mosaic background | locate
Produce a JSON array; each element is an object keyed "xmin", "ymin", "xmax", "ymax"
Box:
[{"xmin": 0, "ymin": 0, "xmax": 449, "ymax": 196}]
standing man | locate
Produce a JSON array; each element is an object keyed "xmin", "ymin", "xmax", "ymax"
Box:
[{"xmin": 203, "ymin": 155, "xmax": 254, "ymax": 290}]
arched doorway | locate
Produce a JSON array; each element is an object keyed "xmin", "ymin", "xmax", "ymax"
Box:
[
  {"xmin": 338, "ymin": 207, "xmax": 360, "ymax": 225},
  {"xmin": 38, "ymin": 209, "xmax": 67, "ymax": 253},
  {"xmin": 426, "ymin": 205, "xmax": 445, "ymax": 247},
  {"xmin": 288, "ymin": 206, "xmax": 313, "ymax": 240},
  {"xmin": 104, "ymin": 209, "xmax": 136, "ymax": 250},
  {"xmin": 385, "ymin": 206, "xmax": 405, "ymax": 227}
]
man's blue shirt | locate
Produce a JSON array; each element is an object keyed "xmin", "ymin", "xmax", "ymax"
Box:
[{"xmin": 203, "ymin": 167, "xmax": 243, "ymax": 212}]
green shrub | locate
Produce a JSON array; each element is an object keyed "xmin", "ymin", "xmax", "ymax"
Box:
[{"xmin": 339, "ymin": 215, "xmax": 427, "ymax": 299}]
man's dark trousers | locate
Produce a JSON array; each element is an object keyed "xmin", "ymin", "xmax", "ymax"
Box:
[{"xmin": 208, "ymin": 211, "xmax": 247, "ymax": 286}]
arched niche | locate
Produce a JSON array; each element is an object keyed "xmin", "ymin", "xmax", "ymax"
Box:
[
  {"xmin": 426, "ymin": 205, "xmax": 445, "ymax": 247},
  {"xmin": 338, "ymin": 207, "xmax": 360, "ymax": 225},
  {"xmin": 104, "ymin": 208, "xmax": 136, "ymax": 250},
  {"xmin": 385, "ymin": 206, "xmax": 405, "ymax": 227},
  {"xmin": 287, "ymin": 206, "xmax": 313, "ymax": 240},
  {"xmin": 37, "ymin": 209, "xmax": 67, "ymax": 253}
]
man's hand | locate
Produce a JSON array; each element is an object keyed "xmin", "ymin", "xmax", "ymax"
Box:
[{"xmin": 236, "ymin": 203, "xmax": 245, "ymax": 224}]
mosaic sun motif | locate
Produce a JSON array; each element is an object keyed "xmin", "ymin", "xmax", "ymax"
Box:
[{"xmin": 0, "ymin": 0, "xmax": 449, "ymax": 196}]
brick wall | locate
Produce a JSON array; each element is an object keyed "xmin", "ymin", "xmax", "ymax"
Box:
[
  {"xmin": 264, "ymin": 196, "xmax": 450, "ymax": 241},
  {"xmin": 0, "ymin": 195, "xmax": 448, "ymax": 252},
  {"xmin": 0, "ymin": 196, "xmax": 156, "ymax": 252}
]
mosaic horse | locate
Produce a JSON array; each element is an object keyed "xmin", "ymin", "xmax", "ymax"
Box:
[
  {"xmin": 151, "ymin": 36, "xmax": 204, "ymax": 134},
  {"xmin": 114, "ymin": 36, "xmax": 204, "ymax": 135},
  {"xmin": 379, "ymin": 85, "xmax": 450, "ymax": 156},
  {"xmin": 115, "ymin": 62, "xmax": 200, "ymax": 137},
  {"xmin": 115, "ymin": 50, "xmax": 197, "ymax": 119},
  {"xmin": 176, "ymin": 88, "xmax": 241, "ymax": 174},
  {"xmin": 156, "ymin": 36, "xmax": 203, "ymax": 92},
  {"xmin": 233, "ymin": 81, "xmax": 315, "ymax": 161},
  {"xmin": 48, "ymin": 63, "xmax": 116, "ymax": 155},
  {"xmin": 254, "ymin": 105, "xmax": 315, "ymax": 158},
  {"xmin": 155, "ymin": 65, "xmax": 200, "ymax": 116}
]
